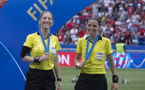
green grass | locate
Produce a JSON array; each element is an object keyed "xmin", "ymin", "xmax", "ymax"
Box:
[{"xmin": 59, "ymin": 67, "xmax": 145, "ymax": 90}]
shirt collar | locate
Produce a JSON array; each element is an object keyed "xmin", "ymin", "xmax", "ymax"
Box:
[
  {"xmin": 37, "ymin": 32, "xmax": 52, "ymax": 40},
  {"xmin": 37, "ymin": 32, "xmax": 52, "ymax": 36},
  {"xmin": 85, "ymin": 35, "xmax": 102, "ymax": 43}
]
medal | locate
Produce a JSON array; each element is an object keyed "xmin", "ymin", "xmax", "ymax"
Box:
[{"xmin": 82, "ymin": 61, "xmax": 87, "ymax": 65}]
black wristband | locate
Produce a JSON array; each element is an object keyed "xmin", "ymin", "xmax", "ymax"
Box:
[
  {"xmin": 112, "ymin": 75, "xmax": 119, "ymax": 83},
  {"xmin": 57, "ymin": 78, "xmax": 62, "ymax": 82},
  {"xmin": 34, "ymin": 57, "xmax": 40, "ymax": 63}
]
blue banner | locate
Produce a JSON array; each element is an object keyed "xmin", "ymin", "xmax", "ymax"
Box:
[
  {"xmin": 0, "ymin": 0, "xmax": 97, "ymax": 89},
  {"xmin": 105, "ymin": 53, "xmax": 145, "ymax": 68}
]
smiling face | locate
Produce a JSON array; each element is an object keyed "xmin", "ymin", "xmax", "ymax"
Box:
[
  {"xmin": 87, "ymin": 20, "xmax": 99, "ymax": 37},
  {"xmin": 39, "ymin": 12, "xmax": 53, "ymax": 29}
]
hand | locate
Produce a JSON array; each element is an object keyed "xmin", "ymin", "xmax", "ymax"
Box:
[
  {"xmin": 111, "ymin": 83, "xmax": 118, "ymax": 90},
  {"xmin": 57, "ymin": 81, "xmax": 62, "ymax": 90},
  {"xmin": 76, "ymin": 61, "xmax": 85, "ymax": 69},
  {"xmin": 39, "ymin": 53, "xmax": 49, "ymax": 62}
]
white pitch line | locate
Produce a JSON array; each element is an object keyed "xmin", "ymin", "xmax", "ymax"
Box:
[
  {"xmin": 62, "ymin": 84, "xmax": 145, "ymax": 87},
  {"xmin": 0, "ymin": 41, "xmax": 26, "ymax": 81}
]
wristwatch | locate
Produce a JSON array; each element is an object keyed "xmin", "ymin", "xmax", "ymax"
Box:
[{"xmin": 34, "ymin": 57, "xmax": 40, "ymax": 63}]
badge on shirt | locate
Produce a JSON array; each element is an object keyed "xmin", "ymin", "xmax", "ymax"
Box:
[
  {"xmin": 96, "ymin": 52, "xmax": 104, "ymax": 61},
  {"xmin": 51, "ymin": 47, "xmax": 56, "ymax": 55}
]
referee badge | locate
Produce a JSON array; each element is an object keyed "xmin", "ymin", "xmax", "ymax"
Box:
[
  {"xmin": 51, "ymin": 47, "xmax": 56, "ymax": 55},
  {"xmin": 96, "ymin": 52, "xmax": 104, "ymax": 61}
]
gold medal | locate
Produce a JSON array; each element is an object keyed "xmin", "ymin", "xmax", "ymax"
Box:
[{"xmin": 83, "ymin": 61, "xmax": 87, "ymax": 66}]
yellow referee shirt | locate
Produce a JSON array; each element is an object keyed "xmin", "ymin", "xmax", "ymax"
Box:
[
  {"xmin": 76, "ymin": 36, "xmax": 113, "ymax": 74},
  {"xmin": 23, "ymin": 32, "xmax": 61, "ymax": 70}
]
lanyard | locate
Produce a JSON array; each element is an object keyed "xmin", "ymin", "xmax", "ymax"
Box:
[
  {"xmin": 39, "ymin": 31, "xmax": 50, "ymax": 54},
  {"xmin": 85, "ymin": 35, "xmax": 98, "ymax": 61}
]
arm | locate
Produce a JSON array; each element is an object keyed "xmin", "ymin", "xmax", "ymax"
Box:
[
  {"xmin": 54, "ymin": 51, "xmax": 62, "ymax": 89},
  {"xmin": 107, "ymin": 53, "xmax": 116, "ymax": 75},
  {"xmin": 22, "ymin": 56, "xmax": 35, "ymax": 63},
  {"xmin": 74, "ymin": 53, "xmax": 82, "ymax": 65},
  {"xmin": 22, "ymin": 53, "xmax": 49, "ymax": 63},
  {"xmin": 74, "ymin": 53, "xmax": 85, "ymax": 69},
  {"xmin": 107, "ymin": 53, "xmax": 118, "ymax": 90}
]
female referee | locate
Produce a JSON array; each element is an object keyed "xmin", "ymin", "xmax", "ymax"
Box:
[
  {"xmin": 74, "ymin": 17, "xmax": 118, "ymax": 90},
  {"xmin": 20, "ymin": 11, "xmax": 62, "ymax": 90}
]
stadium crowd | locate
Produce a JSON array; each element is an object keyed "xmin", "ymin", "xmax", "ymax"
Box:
[{"xmin": 56, "ymin": 0, "xmax": 145, "ymax": 45}]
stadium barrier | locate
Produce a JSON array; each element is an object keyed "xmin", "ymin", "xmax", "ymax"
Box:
[{"xmin": 58, "ymin": 45, "xmax": 145, "ymax": 68}]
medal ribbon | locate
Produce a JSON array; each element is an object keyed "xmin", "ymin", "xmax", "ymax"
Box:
[
  {"xmin": 39, "ymin": 30, "xmax": 50, "ymax": 54},
  {"xmin": 85, "ymin": 35, "xmax": 98, "ymax": 61}
]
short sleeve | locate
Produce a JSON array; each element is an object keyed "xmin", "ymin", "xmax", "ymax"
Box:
[
  {"xmin": 76, "ymin": 39, "xmax": 82, "ymax": 53},
  {"xmin": 23, "ymin": 35, "xmax": 33, "ymax": 48},
  {"xmin": 55, "ymin": 37, "xmax": 61, "ymax": 51},
  {"xmin": 106, "ymin": 39, "xmax": 113, "ymax": 55}
]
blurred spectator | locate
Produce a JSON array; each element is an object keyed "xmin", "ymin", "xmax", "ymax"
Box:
[
  {"xmin": 138, "ymin": 26, "xmax": 145, "ymax": 45},
  {"xmin": 119, "ymin": 7, "xmax": 127, "ymax": 21},
  {"xmin": 142, "ymin": 2, "xmax": 145, "ymax": 11},
  {"xmin": 108, "ymin": 18, "xmax": 115, "ymax": 27},
  {"xmin": 108, "ymin": 3, "xmax": 114, "ymax": 13},
  {"xmin": 136, "ymin": 4, "xmax": 143, "ymax": 14},
  {"xmin": 63, "ymin": 31, "xmax": 72, "ymax": 44},
  {"xmin": 86, "ymin": 5, "xmax": 92, "ymax": 12},
  {"xmin": 98, "ymin": 9, "xmax": 105, "ymax": 18},
  {"xmin": 67, "ymin": 19, "xmax": 73, "ymax": 30},
  {"xmin": 92, "ymin": 2, "xmax": 99, "ymax": 17},
  {"xmin": 120, "ymin": 24, "xmax": 127, "ymax": 33},
  {"xmin": 73, "ymin": 15, "xmax": 80, "ymax": 25},
  {"xmin": 70, "ymin": 26, "xmax": 78, "ymax": 44},
  {"xmin": 110, "ymin": 33, "xmax": 116, "ymax": 45},
  {"xmin": 129, "ymin": 23, "xmax": 138, "ymax": 33},
  {"xmin": 73, "ymin": 33, "xmax": 80, "ymax": 45},
  {"xmin": 114, "ymin": 0, "xmax": 125, "ymax": 12},
  {"xmin": 133, "ymin": 0, "xmax": 138, "ymax": 10},
  {"xmin": 88, "ymin": 11, "xmax": 93, "ymax": 18},
  {"xmin": 56, "ymin": 0, "xmax": 145, "ymax": 45},
  {"xmin": 125, "ymin": 29, "xmax": 132, "ymax": 45},
  {"xmin": 118, "ymin": 32, "xmax": 127, "ymax": 44},
  {"xmin": 138, "ymin": 0, "xmax": 143, "ymax": 5},
  {"xmin": 57, "ymin": 28, "xmax": 64, "ymax": 44},
  {"xmin": 101, "ymin": 22, "xmax": 107, "ymax": 32},
  {"xmin": 79, "ymin": 27, "xmax": 86, "ymax": 38},
  {"xmin": 132, "ymin": 30, "xmax": 139, "ymax": 45},
  {"xmin": 127, "ymin": 3, "xmax": 135, "ymax": 16},
  {"xmin": 103, "ymin": 0, "xmax": 111, "ymax": 9},
  {"xmin": 140, "ymin": 10, "xmax": 145, "ymax": 20},
  {"xmin": 131, "ymin": 11, "xmax": 140, "ymax": 24},
  {"xmin": 115, "ymin": 18, "xmax": 121, "ymax": 26}
]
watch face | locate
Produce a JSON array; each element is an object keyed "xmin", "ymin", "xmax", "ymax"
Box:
[{"xmin": 35, "ymin": 57, "xmax": 39, "ymax": 60}]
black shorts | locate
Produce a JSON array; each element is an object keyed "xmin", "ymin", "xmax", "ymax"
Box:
[
  {"xmin": 25, "ymin": 68, "xmax": 56, "ymax": 90},
  {"xmin": 75, "ymin": 73, "xmax": 107, "ymax": 90}
]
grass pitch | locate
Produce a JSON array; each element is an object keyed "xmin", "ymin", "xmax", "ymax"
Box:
[{"xmin": 60, "ymin": 67, "xmax": 145, "ymax": 90}]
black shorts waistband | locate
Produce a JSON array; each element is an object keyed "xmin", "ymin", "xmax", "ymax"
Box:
[
  {"xmin": 29, "ymin": 68, "xmax": 53, "ymax": 72},
  {"xmin": 80, "ymin": 73, "xmax": 105, "ymax": 78}
]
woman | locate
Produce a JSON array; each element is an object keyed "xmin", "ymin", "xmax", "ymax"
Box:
[
  {"xmin": 20, "ymin": 11, "xmax": 62, "ymax": 90},
  {"xmin": 74, "ymin": 17, "xmax": 118, "ymax": 90}
]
